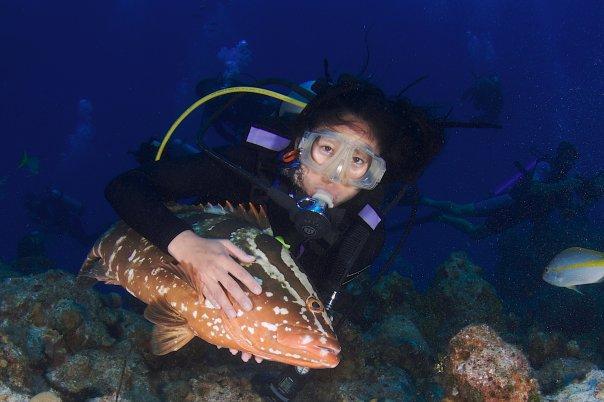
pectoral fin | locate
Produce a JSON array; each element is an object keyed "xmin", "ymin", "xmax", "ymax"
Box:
[
  {"xmin": 159, "ymin": 261, "xmax": 204, "ymax": 298},
  {"xmin": 566, "ymin": 285, "xmax": 584, "ymax": 295},
  {"xmin": 144, "ymin": 297, "xmax": 194, "ymax": 355},
  {"xmin": 77, "ymin": 256, "xmax": 121, "ymax": 286}
]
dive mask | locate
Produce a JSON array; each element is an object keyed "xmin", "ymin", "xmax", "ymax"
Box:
[{"xmin": 298, "ymin": 130, "xmax": 386, "ymax": 190}]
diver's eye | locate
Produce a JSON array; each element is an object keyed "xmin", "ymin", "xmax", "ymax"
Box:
[{"xmin": 306, "ymin": 296, "xmax": 324, "ymax": 313}]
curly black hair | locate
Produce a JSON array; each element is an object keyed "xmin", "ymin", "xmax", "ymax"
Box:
[{"xmin": 293, "ymin": 75, "xmax": 445, "ymax": 183}]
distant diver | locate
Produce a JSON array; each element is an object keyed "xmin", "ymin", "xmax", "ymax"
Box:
[
  {"xmin": 396, "ymin": 141, "xmax": 588, "ymax": 239},
  {"xmin": 24, "ymin": 188, "xmax": 96, "ymax": 246},
  {"xmin": 462, "ymin": 74, "xmax": 503, "ymax": 124}
]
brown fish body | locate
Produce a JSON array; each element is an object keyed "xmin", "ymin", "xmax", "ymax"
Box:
[{"xmin": 80, "ymin": 203, "xmax": 341, "ymax": 368}]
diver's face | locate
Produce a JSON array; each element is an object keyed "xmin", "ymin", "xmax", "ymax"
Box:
[{"xmin": 299, "ymin": 117, "xmax": 380, "ymax": 207}]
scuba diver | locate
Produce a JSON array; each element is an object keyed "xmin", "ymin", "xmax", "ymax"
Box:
[
  {"xmin": 24, "ymin": 188, "xmax": 95, "ymax": 246},
  {"xmin": 105, "ymin": 74, "xmax": 446, "ymax": 401},
  {"xmin": 462, "ymin": 74, "xmax": 503, "ymax": 124},
  {"xmin": 406, "ymin": 141, "xmax": 582, "ymax": 239}
]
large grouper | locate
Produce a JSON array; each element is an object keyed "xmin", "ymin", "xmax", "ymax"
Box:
[{"xmin": 78, "ymin": 202, "xmax": 341, "ymax": 369}]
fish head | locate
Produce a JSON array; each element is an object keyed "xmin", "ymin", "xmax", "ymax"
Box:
[
  {"xmin": 542, "ymin": 264, "xmax": 566, "ymax": 287},
  {"xmin": 222, "ymin": 290, "xmax": 341, "ymax": 369},
  {"xmin": 222, "ymin": 232, "xmax": 341, "ymax": 368}
]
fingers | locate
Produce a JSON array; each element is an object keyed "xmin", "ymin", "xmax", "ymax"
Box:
[
  {"xmin": 228, "ymin": 262, "xmax": 262, "ymax": 295},
  {"xmin": 221, "ymin": 240, "xmax": 256, "ymax": 263},
  {"xmin": 219, "ymin": 273, "xmax": 253, "ymax": 312},
  {"xmin": 200, "ymin": 285, "xmax": 220, "ymax": 308},
  {"xmin": 205, "ymin": 282, "xmax": 237, "ymax": 319},
  {"xmin": 220, "ymin": 241, "xmax": 262, "ymax": 295},
  {"xmin": 229, "ymin": 349, "xmax": 262, "ymax": 363}
]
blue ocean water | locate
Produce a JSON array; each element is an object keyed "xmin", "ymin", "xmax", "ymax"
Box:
[{"xmin": 1, "ymin": 1, "xmax": 603, "ymax": 399}]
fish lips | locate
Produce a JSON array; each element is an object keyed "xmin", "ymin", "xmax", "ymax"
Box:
[{"xmin": 276, "ymin": 325, "xmax": 341, "ymax": 368}]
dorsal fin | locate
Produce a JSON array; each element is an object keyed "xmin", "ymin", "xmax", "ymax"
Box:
[{"xmin": 204, "ymin": 201, "xmax": 273, "ymax": 235}]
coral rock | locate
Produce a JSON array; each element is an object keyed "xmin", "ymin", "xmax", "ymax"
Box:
[
  {"xmin": 443, "ymin": 324, "xmax": 539, "ymax": 401},
  {"xmin": 543, "ymin": 369, "xmax": 604, "ymax": 401}
]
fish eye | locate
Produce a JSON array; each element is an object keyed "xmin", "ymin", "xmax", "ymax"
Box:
[{"xmin": 306, "ymin": 296, "xmax": 324, "ymax": 313}]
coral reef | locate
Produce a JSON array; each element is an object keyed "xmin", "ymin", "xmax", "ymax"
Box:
[
  {"xmin": 426, "ymin": 252, "xmax": 504, "ymax": 347},
  {"xmin": 0, "ymin": 249, "xmax": 600, "ymax": 401},
  {"xmin": 543, "ymin": 369, "xmax": 604, "ymax": 401},
  {"xmin": 536, "ymin": 357, "xmax": 597, "ymax": 394},
  {"xmin": 442, "ymin": 324, "xmax": 539, "ymax": 401},
  {"xmin": 0, "ymin": 268, "xmax": 421, "ymax": 401}
]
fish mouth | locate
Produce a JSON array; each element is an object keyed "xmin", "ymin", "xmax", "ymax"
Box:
[{"xmin": 275, "ymin": 326, "xmax": 341, "ymax": 368}]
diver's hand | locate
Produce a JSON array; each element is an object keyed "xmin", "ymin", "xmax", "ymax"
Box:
[
  {"xmin": 229, "ymin": 348, "xmax": 263, "ymax": 363},
  {"xmin": 167, "ymin": 230, "xmax": 262, "ymax": 318}
]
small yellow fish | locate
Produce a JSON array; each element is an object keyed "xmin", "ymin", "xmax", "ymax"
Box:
[
  {"xmin": 18, "ymin": 151, "xmax": 39, "ymax": 175},
  {"xmin": 543, "ymin": 247, "xmax": 604, "ymax": 293}
]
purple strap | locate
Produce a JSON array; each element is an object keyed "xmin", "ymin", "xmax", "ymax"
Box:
[
  {"xmin": 246, "ymin": 126, "xmax": 291, "ymax": 151},
  {"xmin": 492, "ymin": 159, "xmax": 538, "ymax": 196},
  {"xmin": 296, "ymin": 244, "xmax": 305, "ymax": 259},
  {"xmin": 358, "ymin": 204, "xmax": 381, "ymax": 230}
]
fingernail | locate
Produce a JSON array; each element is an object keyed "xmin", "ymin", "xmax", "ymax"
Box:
[
  {"xmin": 253, "ymin": 285, "xmax": 262, "ymax": 295},
  {"xmin": 243, "ymin": 300, "xmax": 252, "ymax": 311},
  {"xmin": 227, "ymin": 309, "xmax": 236, "ymax": 318}
]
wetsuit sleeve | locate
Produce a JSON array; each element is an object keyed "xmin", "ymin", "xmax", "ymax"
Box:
[{"xmin": 104, "ymin": 149, "xmax": 252, "ymax": 253}]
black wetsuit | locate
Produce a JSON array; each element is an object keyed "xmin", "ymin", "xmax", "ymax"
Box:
[{"xmin": 105, "ymin": 145, "xmax": 385, "ymax": 297}]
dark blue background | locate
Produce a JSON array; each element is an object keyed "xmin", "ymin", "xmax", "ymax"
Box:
[{"xmin": 1, "ymin": 0, "xmax": 603, "ymax": 289}]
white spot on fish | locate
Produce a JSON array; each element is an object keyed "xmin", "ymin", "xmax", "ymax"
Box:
[
  {"xmin": 201, "ymin": 313, "xmax": 209, "ymax": 319},
  {"xmin": 255, "ymin": 306, "xmax": 262, "ymax": 311},
  {"xmin": 261, "ymin": 322, "xmax": 278, "ymax": 331},
  {"xmin": 192, "ymin": 311, "xmax": 198, "ymax": 319},
  {"xmin": 212, "ymin": 325, "xmax": 219, "ymax": 331},
  {"xmin": 170, "ymin": 302, "xmax": 177, "ymax": 307},
  {"xmin": 144, "ymin": 275, "xmax": 148, "ymax": 282},
  {"xmin": 204, "ymin": 299, "xmax": 218, "ymax": 309},
  {"xmin": 157, "ymin": 285, "xmax": 169, "ymax": 295},
  {"xmin": 180, "ymin": 303, "xmax": 187, "ymax": 312},
  {"xmin": 301, "ymin": 335, "xmax": 313, "ymax": 345},
  {"xmin": 320, "ymin": 337, "xmax": 327, "ymax": 344},
  {"xmin": 127, "ymin": 250, "xmax": 137, "ymax": 262},
  {"xmin": 268, "ymin": 348, "xmax": 283, "ymax": 355},
  {"xmin": 272, "ymin": 307, "xmax": 288, "ymax": 315},
  {"xmin": 126, "ymin": 269, "xmax": 135, "ymax": 283},
  {"xmin": 236, "ymin": 310, "xmax": 244, "ymax": 317},
  {"xmin": 266, "ymin": 292, "xmax": 273, "ymax": 297},
  {"xmin": 247, "ymin": 327, "xmax": 254, "ymax": 334}
]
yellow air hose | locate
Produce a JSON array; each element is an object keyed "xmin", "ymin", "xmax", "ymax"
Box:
[{"xmin": 155, "ymin": 86, "xmax": 308, "ymax": 161}]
